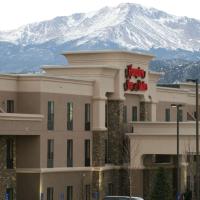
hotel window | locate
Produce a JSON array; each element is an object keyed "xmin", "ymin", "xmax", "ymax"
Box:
[
  {"xmin": 67, "ymin": 140, "xmax": 73, "ymax": 167},
  {"xmin": 123, "ymin": 105, "xmax": 127, "ymax": 123},
  {"xmin": 194, "ymin": 111, "xmax": 197, "ymax": 119},
  {"xmin": 85, "ymin": 185, "xmax": 90, "ymax": 200},
  {"xmin": 132, "ymin": 106, "xmax": 137, "ymax": 121},
  {"xmin": 105, "ymin": 103, "xmax": 108, "ymax": 127},
  {"xmin": 47, "ymin": 187, "xmax": 54, "ymax": 200},
  {"xmin": 85, "ymin": 140, "xmax": 90, "ymax": 167},
  {"xmin": 108, "ymin": 183, "xmax": 113, "ymax": 195},
  {"xmin": 105, "ymin": 139, "xmax": 109, "ymax": 164},
  {"xmin": 47, "ymin": 101, "xmax": 54, "ymax": 130},
  {"xmin": 85, "ymin": 104, "xmax": 91, "ymax": 131},
  {"xmin": 179, "ymin": 109, "xmax": 183, "ymax": 121},
  {"xmin": 47, "ymin": 140, "xmax": 54, "ymax": 168},
  {"xmin": 123, "ymin": 137, "xmax": 130, "ymax": 163},
  {"xmin": 6, "ymin": 139, "xmax": 14, "ymax": 169},
  {"xmin": 7, "ymin": 100, "xmax": 14, "ymax": 113},
  {"xmin": 6, "ymin": 188, "xmax": 13, "ymax": 200},
  {"xmin": 67, "ymin": 186, "xmax": 73, "ymax": 200},
  {"xmin": 154, "ymin": 155, "xmax": 171, "ymax": 164},
  {"xmin": 67, "ymin": 102, "xmax": 73, "ymax": 130},
  {"xmin": 165, "ymin": 108, "xmax": 170, "ymax": 121}
]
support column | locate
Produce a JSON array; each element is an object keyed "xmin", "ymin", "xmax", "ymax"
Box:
[
  {"xmin": 92, "ymin": 96, "xmax": 107, "ymax": 199},
  {"xmin": 92, "ymin": 131, "xmax": 107, "ymax": 167},
  {"xmin": 107, "ymin": 100, "xmax": 124, "ymax": 165},
  {"xmin": 92, "ymin": 170, "xmax": 104, "ymax": 200}
]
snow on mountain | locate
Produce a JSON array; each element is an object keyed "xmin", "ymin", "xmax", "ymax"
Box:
[
  {"xmin": 0, "ymin": 2, "xmax": 200, "ymax": 83},
  {"xmin": 149, "ymin": 59, "xmax": 200, "ymax": 83},
  {"xmin": 1, "ymin": 3, "xmax": 200, "ymax": 51}
]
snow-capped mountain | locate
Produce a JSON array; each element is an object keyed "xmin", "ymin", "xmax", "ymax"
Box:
[
  {"xmin": 0, "ymin": 3, "xmax": 200, "ymax": 83},
  {"xmin": 149, "ymin": 59, "xmax": 200, "ymax": 83},
  {"xmin": 1, "ymin": 3, "xmax": 200, "ymax": 51}
]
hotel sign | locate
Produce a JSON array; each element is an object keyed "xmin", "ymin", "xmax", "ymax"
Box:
[{"xmin": 124, "ymin": 64, "xmax": 148, "ymax": 91}]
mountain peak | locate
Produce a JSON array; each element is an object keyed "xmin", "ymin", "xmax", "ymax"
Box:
[{"xmin": 0, "ymin": 3, "xmax": 200, "ymax": 51}]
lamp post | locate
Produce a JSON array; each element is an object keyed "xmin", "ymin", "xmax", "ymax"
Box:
[
  {"xmin": 186, "ymin": 79, "xmax": 199, "ymax": 200},
  {"xmin": 171, "ymin": 104, "xmax": 183, "ymax": 200}
]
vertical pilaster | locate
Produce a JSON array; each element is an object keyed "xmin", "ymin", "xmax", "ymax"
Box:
[
  {"xmin": 107, "ymin": 100, "xmax": 124, "ymax": 165},
  {"xmin": 92, "ymin": 129, "xmax": 107, "ymax": 199},
  {"xmin": 92, "ymin": 131, "xmax": 107, "ymax": 167},
  {"xmin": 92, "ymin": 170, "xmax": 104, "ymax": 200},
  {"xmin": 92, "ymin": 98, "xmax": 130, "ymax": 198}
]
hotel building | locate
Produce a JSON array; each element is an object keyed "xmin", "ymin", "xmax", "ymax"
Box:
[{"xmin": 0, "ymin": 50, "xmax": 199, "ymax": 200}]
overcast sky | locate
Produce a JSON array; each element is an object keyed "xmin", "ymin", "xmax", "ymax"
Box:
[{"xmin": 1, "ymin": 0, "xmax": 200, "ymax": 30}]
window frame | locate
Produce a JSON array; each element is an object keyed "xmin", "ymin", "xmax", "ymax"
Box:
[
  {"xmin": 85, "ymin": 140, "xmax": 90, "ymax": 167},
  {"xmin": 6, "ymin": 188, "xmax": 14, "ymax": 200},
  {"xmin": 165, "ymin": 108, "xmax": 170, "ymax": 122},
  {"xmin": 47, "ymin": 187, "xmax": 54, "ymax": 200},
  {"xmin": 47, "ymin": 139, "xmax": 54, "ymax": 168},
  {"xmin": 66, "ymin": 186, "xmax": 73, "ymax": 200},
  {"xmin": 132, "ymin": 106, "xmax": 138, "ymax": 121},
  {"xmin": 6, "ymin": 138, "xmax": 14, "ymax": 169},
  {"xmin": 67, "ymin": 139, "xmax": 73, "ymax": 167},
  {"xmin": 6, "ymin": 100, "xmax": 14, "ymax": 113},
  {"xmin": 67, "ymin": 102, "xmax": 73, "ymax": 131},
  {"xmin": 85, "ymin": 104, "xmax": 91, "ymax": 131},
  {"xmin": 47, "ymin": 101, "xmax": 54, "ymax": 130}
]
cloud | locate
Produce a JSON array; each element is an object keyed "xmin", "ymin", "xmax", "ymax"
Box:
[{"xmin": 0, "ymin": 0, "xmax": 199, "ymax": 30}]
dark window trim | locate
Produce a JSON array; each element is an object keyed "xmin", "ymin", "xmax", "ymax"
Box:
[
  {"xmin": 85, "ymin": 140, "xmax": 90, "ymax": 167},
  {"xmin": 105, "ymin": 103, "xmax": 108, "ymax": 128},
  {"xmin": 6, "ymin": 188, "xmax": 14, "ymax": 200},
  {"xmin": 179, "ymin": 109, "xmax": 183, "ymax": 122},
  {"xmin": 67, "ymin": 140, "xmax": 73, "ymax": 167},
  {"xmin": 67, "ymin": 102, "xmax": 73, "ymax": 131},
  {"xmin": 154, "ymin": 155, "xmax": 172, "ymax": 164},
  {"xmin": 105, "ymin": 139, "xmax": 109, "ymax": 164},
  {"xmin": 67, "ymin": 185, "xmax": 73, "ymax": 200},
  {"xmin": 47, "ymin": 101, "xmax": 54, "ymax": 130},
  {"xmin": 6, "ymin": 100, "xmax": 14, "ymax": 113},
  {"xmin": 6, "ymin": 139, "xmax": 14, "ymax": 169},
  {"xmin": 108, "ymin": 183, "xmax": 113, "ymax": 196},
  {"xmin": 47, "ymin": 187, "xmax": 54, "ymax": 200},
  {"xmin": 165, "ymin": 108, "xmax": 170, "ymax": 122},
  {"xmin": 132, "ymin": 106, "xmax": 138, "ymax": 121},
  {"xmin": 47, "ymin": 140, "xmax": 54, "ymax": 168},
  {"xmin": 85, "ymin": 104, "xmax": 91, "ymax": 131}
]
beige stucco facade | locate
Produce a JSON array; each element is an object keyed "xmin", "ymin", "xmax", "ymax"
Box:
[{"xmin": 0, "ymin": 50, "xmax": 199, "ymax": 200}]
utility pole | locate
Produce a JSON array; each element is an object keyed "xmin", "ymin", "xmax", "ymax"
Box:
[
  {"xmin": 187, "ymin": 79, "xmax": 199, "ymax": 200},
  {"xmin": 171, "ymin": 104, "xmax": 183, "ymax": 200}
]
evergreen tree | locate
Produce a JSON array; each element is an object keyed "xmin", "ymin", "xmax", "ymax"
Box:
[{"xmin": 150, "ymin": 167, "xmax": 173, "ymax": 200}]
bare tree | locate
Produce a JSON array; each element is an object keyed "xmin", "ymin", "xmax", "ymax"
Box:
[
  {"xmin": 183, "ymin": 137, "xmax": 196, "ymax": 198},
  {"xmin": 123, "ymin": 134, "xmax": 140, "ymax": 198}
]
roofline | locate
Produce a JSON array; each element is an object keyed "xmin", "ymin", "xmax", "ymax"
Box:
[
  {"xmin": 0, "ymin": 73, "xmax": 93, "ymax": 84},
  {"xmin": 61, "ymin": 49, "xmax": 155, "ymax": 58},
  {"xmin": 148, "ymin": 71, "xmax": 163, "ymax": 76},
  {"xmin": 42, "ymin": 64, "xmax": 120, "ymax": 70}
]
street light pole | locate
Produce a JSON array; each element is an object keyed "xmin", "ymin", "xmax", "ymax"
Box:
[
  {"xmin": 196, "ymin": 80, "xmax": 199, "ymax": 200},
  {"xmin": 171, "ymin": 104, "xmax": 182, "ymax": 200},
  {"xmin": 187, "ymin": 79, "xmax": 199, "ymax": 200}
]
